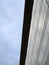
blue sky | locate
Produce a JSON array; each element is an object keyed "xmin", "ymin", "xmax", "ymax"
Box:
[{"xmin": 0, "ymin": 0, "xmax": 25, "ymax": 65}]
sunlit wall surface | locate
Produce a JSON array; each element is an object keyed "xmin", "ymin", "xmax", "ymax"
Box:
[{"xmin": 0, "ymin": 0, "xmax": 25, "ymax": 65}]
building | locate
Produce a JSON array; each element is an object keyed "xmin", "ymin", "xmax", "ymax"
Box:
[{"xmin": 25, "ymin": 0, "xmax": 49, "ymax": 65}]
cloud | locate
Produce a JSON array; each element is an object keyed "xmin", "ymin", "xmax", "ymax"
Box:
[{"xmin": 0, "ymin": 0, "xmax": 25, "ymax": 65}]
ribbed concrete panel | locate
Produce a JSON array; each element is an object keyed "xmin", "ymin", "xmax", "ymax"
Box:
[{"xmin": 25, "ymin": 0, "xmax": 49, "ymax": 65}]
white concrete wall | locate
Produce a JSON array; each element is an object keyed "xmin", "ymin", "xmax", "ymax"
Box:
[{"xmin": 25, "ymin": 0, "xmax": 49, "ymax": 65}]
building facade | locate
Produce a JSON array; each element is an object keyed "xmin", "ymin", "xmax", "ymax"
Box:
[{"xmin": 25, "ymin": 0, "xmax": 49, "ymax": 65}]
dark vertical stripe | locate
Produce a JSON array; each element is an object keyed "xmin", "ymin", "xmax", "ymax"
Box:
[{"xmin": 19, "ymin": 0, "xmax": 34, "ymax": 65}]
